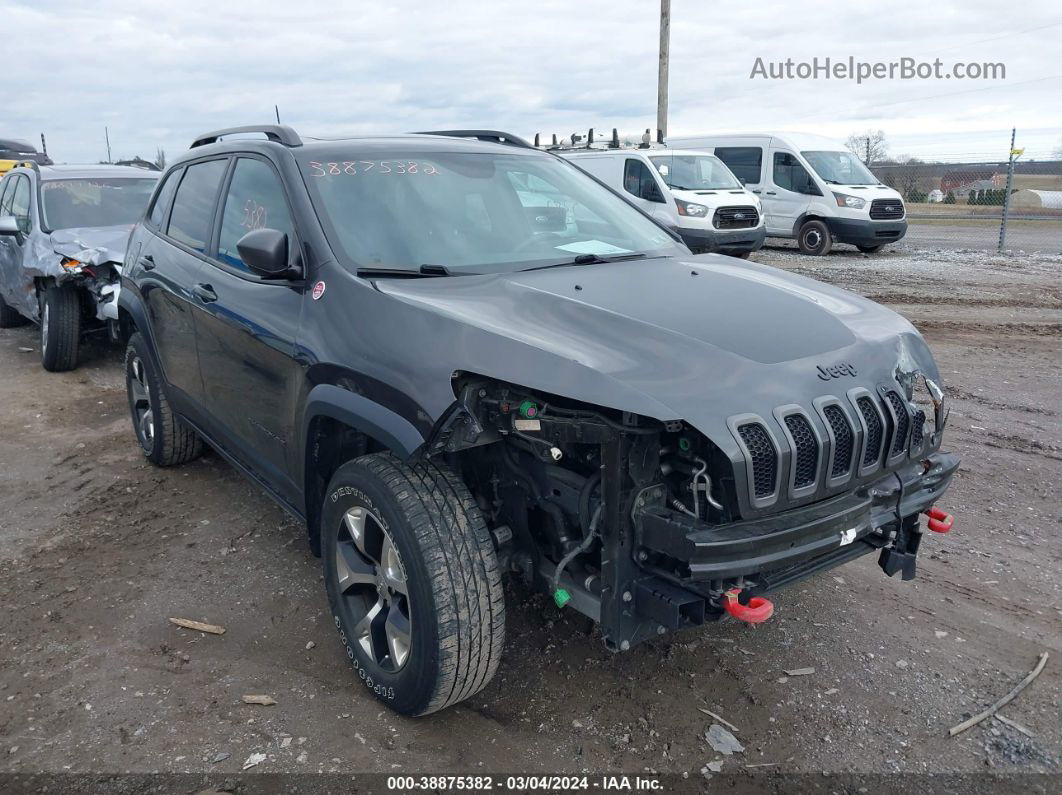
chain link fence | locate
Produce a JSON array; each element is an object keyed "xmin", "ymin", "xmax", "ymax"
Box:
[{"xmin": 869, "ymin": 142, "xmax": 1062, "ymax": 254}]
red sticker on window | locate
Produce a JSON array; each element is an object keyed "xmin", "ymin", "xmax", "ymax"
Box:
[{"xmin": 312, "ymin": 281, "xmax": 326, "ymax": 300}]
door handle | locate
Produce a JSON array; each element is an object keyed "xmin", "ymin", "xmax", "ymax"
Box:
[
  {"xmin": 765, "ymin": 191, "xmax": 777, "ymax": 195},
  {"xmin": 192, "ymin": 283, "xmax": 218, "ymax": 303},
  {"xmin": 139, "ymin": 254, "xmax": 155, "ymax": 271},
  {"xmin": 751, "ymin": 189, "xmax": 762, "ymax": 194}
]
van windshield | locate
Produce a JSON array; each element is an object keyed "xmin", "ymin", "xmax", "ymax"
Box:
[
  {"xmin": 299, "ymin": 150, "xmax": 683, "ymax": 273},
  {"xmin": 801, "ymin": 151, "xmax": 878, "ymax": 186},
  {"xmin": 649, "ymin": 154, "xmax": 742, "ymax": 190}
]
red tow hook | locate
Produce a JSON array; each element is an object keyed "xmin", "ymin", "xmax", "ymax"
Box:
[
  {"xmin": 721, "ymin": 589, "xmax": 774, "ymax": 624},
  {"xmin": 925, "ymin": 506, "xmax": 955, "ymax": 533}
]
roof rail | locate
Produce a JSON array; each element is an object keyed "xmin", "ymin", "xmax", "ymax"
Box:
[
  {"xmin": 190, "ymin": 124, "xmax": 302, "ymax": 149},
  {"xmin": 416, "ymin": 130, "xmax": 533, "ymax": 149}
]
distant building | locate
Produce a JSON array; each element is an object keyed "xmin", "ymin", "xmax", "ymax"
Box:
[
  {"xmin": 927, "ymin": 189, "xmax": 944, "ymax": 203},
  {"xmin": 1010, "ymin": 189, "xmax": 1062, "ymax": 210}
]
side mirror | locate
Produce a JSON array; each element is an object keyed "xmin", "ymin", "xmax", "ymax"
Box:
[
  {"xmin": 0, "ymin": 216, "xmax": 20, "ymax": 236},
  {"xmin": 236, "ymin": 228, "xmax": 296, "ymax": 278}
]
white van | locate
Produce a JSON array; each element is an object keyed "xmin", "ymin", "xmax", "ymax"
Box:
[
  {"xmin": 557, "ymin": 144, "xmax": 765, "ymax": 258},
  {"xmin": 668, "ymin": 132, "xmax": 907, "ymax": 255}
]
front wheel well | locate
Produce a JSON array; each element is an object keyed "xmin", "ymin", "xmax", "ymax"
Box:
[{"xmin": 303, "ymin": 414, "xmax": 389, "ymax": 555}]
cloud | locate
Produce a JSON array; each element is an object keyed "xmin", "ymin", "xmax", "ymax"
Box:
[{"xmin": 6, "ymin": 0, "xmax": 1061, "ymax": 163}]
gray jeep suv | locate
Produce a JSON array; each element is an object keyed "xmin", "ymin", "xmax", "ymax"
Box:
[{"xmin": 118, "ymin": 125, "xmax": 958, "ymax": 716}]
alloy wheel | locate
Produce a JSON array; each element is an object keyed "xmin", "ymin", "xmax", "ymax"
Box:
[
  {"xmin": 128, "ymin": 356, "xmax": 154, "ymax": 451},
  {"xmin": 335, "ymin": 506, "xmax": 412, "ymax": 671}
]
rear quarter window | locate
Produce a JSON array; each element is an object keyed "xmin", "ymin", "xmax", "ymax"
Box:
[
  {"xmin": 166, "ymin": 159, "xmax": 227, "ymax": 253},
  {"xmin": 148, "ymin": 169, "xmax": 181, "ymax": 228}
]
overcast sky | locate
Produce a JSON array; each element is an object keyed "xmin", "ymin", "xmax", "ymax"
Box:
[{"xmin": 7, "ymin": 0, "xmax": 1061, "ymax": 164}]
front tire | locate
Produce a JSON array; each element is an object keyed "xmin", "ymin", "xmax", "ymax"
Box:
[
  {"xmin": 797, "ymin": 220, "xmax": 833, "ymax": 256},
  {"xmin": 39, "ymin": 284, "xmax": 80, "ymax": 371},
  {"xmin": 125, "ymin": 332, "xmax": 203, "ymax": 466},
  {"xmin": 322, "ymin": 453, "xmax": 505, "ymax": 716}
]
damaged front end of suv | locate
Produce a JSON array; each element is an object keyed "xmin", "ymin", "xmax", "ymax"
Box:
[{"xmin": 429, "ymin": 344, "xmax": 957, "ymax": 652}]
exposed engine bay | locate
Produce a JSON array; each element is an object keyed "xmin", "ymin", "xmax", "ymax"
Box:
[{"xmin": 429, "ymin": 376, "xmax": 959, "ymax": 651}]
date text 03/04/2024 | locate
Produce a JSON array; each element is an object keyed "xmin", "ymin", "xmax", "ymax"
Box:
[{"xmin": 386, "ymin": 775, "xmax": 664, "ymax": 791}]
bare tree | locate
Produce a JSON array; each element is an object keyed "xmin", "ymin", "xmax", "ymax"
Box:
[
  {"xmin": 845, "ymin": 130, "xmax": 888, "ymax": 165},
  {"xmin": 154, "ymin": 148, "xmax": 167, "ymax": 170}
]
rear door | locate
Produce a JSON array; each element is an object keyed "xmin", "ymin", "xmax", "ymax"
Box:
[
  {"xmin": 191, "ymin": 155, "xmax": 305, "ymax": 501},
  {"xmin": 766, "ymin": 148, "xmax": 817, "ymax": 235},
  {"xmin": 140, "ymin": 158, "xmax": 228, "ymax": 408}
]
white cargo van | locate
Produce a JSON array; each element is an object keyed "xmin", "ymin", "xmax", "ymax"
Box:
[
  {"xmin": 668, "ymin": 132, "xmax": 907, "ymax": 255},
  {"xmin": 555, "ymin": 138, "xmax": 765, "ymax": 257}
]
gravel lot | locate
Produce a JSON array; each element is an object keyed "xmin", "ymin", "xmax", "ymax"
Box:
[{"xmin": 0, "ymin": 244, "xmax": 1059, "ymax": 789}]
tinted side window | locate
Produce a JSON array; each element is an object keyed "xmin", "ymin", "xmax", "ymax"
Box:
[
  {"xmin": 623, "ymin": 159, "xmax": 664, "ymax": 203},
  {"xmin": 166, "ymin": 159, "xmax": 227, "ymax": 253},
  {"xmin": 217, "ymin": 158, "xmax": 295, "ymax": 272},
  {"xmin": 10, "ymin": 176, "xmax": 31, "ymax": 233},
  {"xmin": 148, "ymin": 169, "xmax": 181, "ymax": 228},
  {"xmin": 773, "ymin": 152, "xmax": 814, "ymax": 194},
  {"xmin": 0, "ymin": 176, "xmax": 13, "ymax": 215},
  {"xmin": 715, "ymin": 147, "xmax": 762, "ymax": 184}
]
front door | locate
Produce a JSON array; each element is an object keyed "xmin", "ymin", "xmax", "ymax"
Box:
[
  {"xmin": 0, "ymin": 175, "xmax": 31, "ymax": 312},
  {"xmin": 191, "ymin": 156, "xmax": 305, "ymax": 502},
  {"xmin": 766, "ymin": 150, "xmax": 815, "ymax": 236}
]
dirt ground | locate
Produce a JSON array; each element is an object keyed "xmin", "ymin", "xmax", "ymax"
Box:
[{"xmin": 1, "ymin": 243, "xmax": 1059, "ymax": 789}]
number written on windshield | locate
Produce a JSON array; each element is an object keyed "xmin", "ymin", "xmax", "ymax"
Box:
[{"xmin": 307, "ymin": 161, "xmax": 441, "ymax": 177}]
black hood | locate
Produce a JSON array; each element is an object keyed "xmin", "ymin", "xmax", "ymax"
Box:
[{"xmin": 368, "ymin": 254, "xmax": 939, "ymax": 460}]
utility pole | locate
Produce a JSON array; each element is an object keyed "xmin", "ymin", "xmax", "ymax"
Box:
[
  {"xmin": 104, "ymin": 126, "xmax": 112, "ymax": 163},
  {"xmin": 998, "ymin": 127, "xmax": 1018, "ymax": 252},
  {"xmin": 657, "ymin": 0, "xmax": 670, "ymax": 141}
]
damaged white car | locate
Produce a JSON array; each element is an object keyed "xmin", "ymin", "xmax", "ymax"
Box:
[{"xmin": 0, "ymin": 162, "xmax": 157, "ymax": 370}]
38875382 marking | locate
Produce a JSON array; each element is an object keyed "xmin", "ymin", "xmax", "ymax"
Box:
[{"xmin": 307, "ymin": 160, "xmax": 441, "ymax": 176}]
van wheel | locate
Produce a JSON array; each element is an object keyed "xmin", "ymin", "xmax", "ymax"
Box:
[
  {"xmin": 0, "ymin": 293, "xmax": 28, "ymax": 328},
  {"xmin": 39, "ymin": 284, "xmax": 81, "ymax": 371},
  {"xmin": 322, "ymin": 453, "xmax": 505, "ymax": 716},
  {"xmin": 125, "ymin": 332, "xmax": 203, "ymax": 466},
  {"xmin": 857, "ymin": 244, "xmax": 883, "ymax": 253},
  {"xmin": 797, "ymin": 220, "xmax": 833, "ymax": 256}
]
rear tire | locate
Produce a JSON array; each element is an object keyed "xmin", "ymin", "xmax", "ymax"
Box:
[
  {"xmin": 797, "ymin": 220, "xmax": 833, "ymax": 256},
  {"xmin": 39, "ymin": 284, "xmax": 80, "ymax": 371},
  {"xmin": 125, "ymin": 331, "xmax": 203, "ymax": 466},
  {"xmin": 0, "ymin": 293, "xmax": 28, "ymax": 328},
  {"xmin": 857, "ymin": 244, "xmax": 883, "ymax": 253},
  {"xmin": 322, "ymin": 453, "xmax": 505, "ymax": 716}
]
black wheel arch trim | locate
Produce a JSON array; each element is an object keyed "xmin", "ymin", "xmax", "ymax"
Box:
[
  {"xmin": 116, "ymin": 285, "xmax": 164, "ymax": 375},
  {"xmin": 302, "ymin": 383, "xmax": 427, "ymax": 464}
]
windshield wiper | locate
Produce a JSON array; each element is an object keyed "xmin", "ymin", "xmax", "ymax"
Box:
[
  {"xmin": 358, "ymin": 263, "xmax": 472, "ymax": 278},
  {"xmin": 523, "ymin": 252, "xmax": 650, "ymax": 272}
]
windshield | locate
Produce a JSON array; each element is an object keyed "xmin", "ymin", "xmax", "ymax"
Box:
[
  {"xmin": 41, "ymin": 178, "xmax": 157, "ymax": 230},
  {"xmin": 299, "ymin": 151, "xmax": 683, "ymax": 272},
  {"xmin": 649, "ymin": 154, "xmax": 742, "ymax": 190},
  {"xmin": 800, "ymin": 151, "xmax": 878, "ymax": 186}
]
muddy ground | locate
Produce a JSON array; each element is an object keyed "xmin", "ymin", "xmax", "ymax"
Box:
[{"xmin": 0, "ymin": 244, "xmax": 1059, "ymax": 789}]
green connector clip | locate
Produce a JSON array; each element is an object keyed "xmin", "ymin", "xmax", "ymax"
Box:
[
  {"xmin": 553, "ymin": 588, "xmax": 571, "ymax": 609},
  {"xmin": 518, "ymin": 400, "xmax": 539, "ymax": 419}
]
